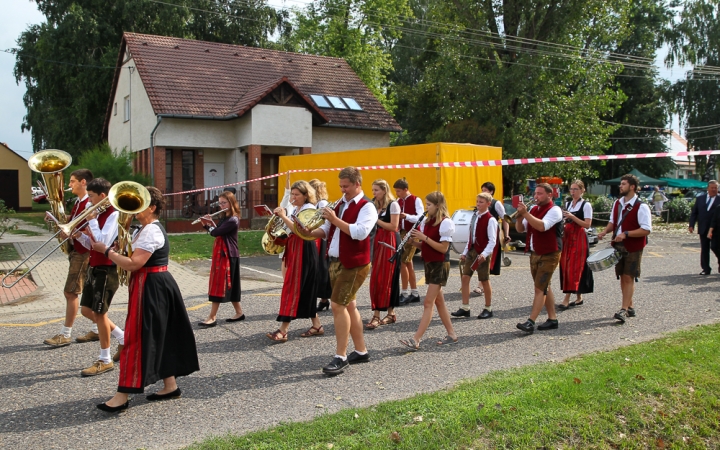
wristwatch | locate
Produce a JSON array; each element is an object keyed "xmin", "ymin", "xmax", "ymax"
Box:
[{"xmin": 624, "ymin": 231, "xmax": 629, "ymax": 238}]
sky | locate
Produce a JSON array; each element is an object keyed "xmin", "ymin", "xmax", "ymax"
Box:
[{"xmin": 0, "ymin": 0, "xmax": 689, "ymax": 160}]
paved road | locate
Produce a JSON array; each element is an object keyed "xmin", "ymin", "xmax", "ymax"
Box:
[{"xmin": 0, "ymin": 231, "xmax": 718, "ymax": 449}]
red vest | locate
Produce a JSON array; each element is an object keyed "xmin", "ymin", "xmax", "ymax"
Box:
[
  {"xmin": 89, "ymin": 206, "xmax": 117, "ymax": 267},
  {"xmin": 422, "ymin": 217, "xmax": 450, "ymax": 262},
  {"xmin": 612, "ymin": 199, "xmax": 647, "ymax": 252},
  {"xmin": 526, "ymin": 202, "xmax": 562, "ymax": 255},
  {"xmin": 70, "ymin": 197, "xmax": 90, "ymax": 254},
  {"xmin": 472, "ymin": 211, "xmax": 492, "ymax": 254},
  {"xmin": 328, "ymin": 198, "xmax": 371, "ymax": 268},
  {"xmin": 398, "ymin": 194, "xmax": 418, "ymax": 232}
]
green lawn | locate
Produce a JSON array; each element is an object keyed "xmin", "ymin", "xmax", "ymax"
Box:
[
  {"xmin": 168, "ymin": 230, "xmax": 265, "ymax": 263},
  {"xmin": 191, "ymin": 323, "xmax": 720, "ymax": 449},
  {"xmin": 0, "ymin": 244, "xmax": 20, "ymax": 262},
  {"xmin": 6, "ymin": 229, "xmax": 42, "ymax": 236},
  {"xmin": 13, "ymin": 202, "xmax": 51, "ymax": 229}
]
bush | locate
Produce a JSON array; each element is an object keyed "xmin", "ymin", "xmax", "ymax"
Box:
[
  {"xmin": 666, "ymin": 198, "xmax": 692, "ymax": 223},
  {"xmin": 0, "ymin": 200, "xmax": 18, "ymax": 239},
  {"xmin": 66, "ymin": 143, "xmax": 150, "ymax": 186},
  {"xmin": 592, "ymin": 196, "xmax": 614, "ymax": 215}
]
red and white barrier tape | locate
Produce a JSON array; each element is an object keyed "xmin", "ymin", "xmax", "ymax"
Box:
[{"xmin": 164, "ymin": 149, "xmax": 720, "ymax": 196}]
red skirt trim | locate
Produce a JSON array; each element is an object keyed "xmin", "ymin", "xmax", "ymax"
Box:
[
  {"xmin": 208, "ymin": 237, "xmax": 231, "ymax": 298},
  {"xmin": 560, "ymin": 222, "xmax": 588, "ymax": 291},
  {"xmin": 118, "ymin": 269, "xmax": 150, "ymax": 391},
  {"xmin": 370, "ymin": 228, "xmax": 397, "ymax": 310},
  {"xmin": 279, "ymin": 234, "xmax": 304, "ymax": 318}
]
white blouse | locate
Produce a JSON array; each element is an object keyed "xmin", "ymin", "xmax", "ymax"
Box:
[
  {"xmin": 379, "ymin": 201, "xmax": 401, "ymax": 215},
  {"xmin": 565, "ymin": 198, "xmax": 593, "ymax": 219},
  {"xmin": 420, "ymin": 217, "xmax": 455, "ymax": 242},
  {"xmin": 131, "ymin": 221, "xmax": 165, "ymax": 253}
]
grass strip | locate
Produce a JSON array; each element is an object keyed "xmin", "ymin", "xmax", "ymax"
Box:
[
  {"xmin": 168, "ymin": 231, "xmax": 265, "ymax": 263},
  {"xmin": 191, "ymin": 323, "xmax": 720, "ymax": 449},
  {"xmin": 0, "ymin": 244, "xmax": 20, "ymax": 262},
  {"xmin": 6, "ymin": 229, "xmax": 42, "ymax": 236}
]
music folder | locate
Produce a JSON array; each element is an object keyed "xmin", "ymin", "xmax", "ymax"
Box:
[{"xmin": 253, "ymin": 205, "xmax": 274, "ymax": 217}]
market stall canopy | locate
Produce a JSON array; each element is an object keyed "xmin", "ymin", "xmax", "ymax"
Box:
[
  {"xmin": 601, "ymin": 168, "xmax": 668, "ymax": 186},
  {"xmin": 659, "ymin": 178, "xmax": 708, "ymax": 189}
]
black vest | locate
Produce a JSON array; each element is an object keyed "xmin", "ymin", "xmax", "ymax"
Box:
[{"xmin": 143, "ymin": 222, "xmax": 170, "ymax": 267}]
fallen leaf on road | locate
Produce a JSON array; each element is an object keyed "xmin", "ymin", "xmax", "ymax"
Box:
[
  {"xmin": 573, "ymin": 378, "xmax": 581, "ymax": 384},
  {"xmin": 657, "ymin": 438, "xmax": 666, "ymax": 448},
  {"xmin": 635, "ymin": 374, "xmax": 645, "ymax": 380},
  {"xmin": 390, "ymin": 431, "xmax": 402, "ymax": 443}
]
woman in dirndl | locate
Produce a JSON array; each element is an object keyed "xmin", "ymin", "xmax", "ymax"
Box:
[
  {"xmin": 365, "ymin": 179, "xmax": 401, "ymax": 329},
  {"xmin": 558, "ymin": 180, "xmax": 594, "ymax": 310},
  {"xmin": 309, "ymin": 179, "xmax": 332, "ymax": 312},
  {"xmin": 266, "ymin": 181, "xmax": 323, "ymax": 342},
  {"xmin": 198, "ymin": 191, "xmax": 244, "ymax": 326},
  {"xmin": 92, "ymin": 186, "xmax": 199, "ymax": 412}
]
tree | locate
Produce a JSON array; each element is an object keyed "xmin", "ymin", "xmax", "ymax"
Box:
[
  {"xmin": 14, "ymin": 0, "xmax": 288, "ymax": 157},
  {"xmin": 666, "ymin": 0, "xmax": 720, "ymax": 181},
  {"xmin": 66, "ymin": 143, "xmax": 150, "ymax": 186}
]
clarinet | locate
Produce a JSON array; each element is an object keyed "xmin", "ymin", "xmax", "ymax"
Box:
[{"xmin": 389, "ymin": 211, "xmax": 428, "ymax": 263}]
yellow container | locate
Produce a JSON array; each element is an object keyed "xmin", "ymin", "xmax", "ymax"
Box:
[{"xmin": 278, "ymin": 143, "xmax": 503, "ymax": 214}]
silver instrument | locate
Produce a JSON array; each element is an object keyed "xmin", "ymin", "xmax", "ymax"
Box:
[
  {"xmin": 586, "ymin": 247, "xmax": 622, "ymax": 272},
  {"xmin": 389, "ymin": 211, "xmax": 427, "ymax": 263},
  {"xmin": 191, "ymin": 208, "xmax": 229, "ymax": 225}
]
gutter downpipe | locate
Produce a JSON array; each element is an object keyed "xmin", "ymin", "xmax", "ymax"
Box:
[{"xmin": 149, "ymin": 113, "xmax": 240, "ymax": 187}]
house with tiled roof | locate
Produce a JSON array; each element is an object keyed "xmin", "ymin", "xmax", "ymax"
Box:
[
  {"xmin": 104, "ymin": 32, "xmax": 401, "ymax": 218},
  {"xmin": 0, "ymin": 142, "xmax": 32, "ymax": 211}
]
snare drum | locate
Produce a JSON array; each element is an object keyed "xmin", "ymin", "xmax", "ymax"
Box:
[
  {"xmin": 586, "ymin": 247, "xmax": 622, "ymax": 272},
  {"xmin": 450, "ymin": 209, "xmax": 475, "ymax": 254}
]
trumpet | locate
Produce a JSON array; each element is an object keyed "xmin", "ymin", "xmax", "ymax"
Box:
[
  {"xmin": 504, "ymin": 198, "xmax": 536, "ymax": 223},
  {"xmin": 1, "ymin": 197, "xmax": 110, "ymax": 288},
  {"xmin": 191, "ymin": 208, "xmax": 229, "ymax": 225},
  {"xmin": 293, "ymin": 198, "xmax": 342, "ymax": 240}
]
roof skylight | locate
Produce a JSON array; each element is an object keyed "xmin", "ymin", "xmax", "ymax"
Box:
[
  {"xmin": 310, "ymin": 94, "xmax": 330, "ymax": 108},
  {"xmin": 326, "ymin": 96, "xmax": 348, "ymax": 109}
]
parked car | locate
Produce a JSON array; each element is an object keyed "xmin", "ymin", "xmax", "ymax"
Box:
[{"xmin": 502, "ymin": 201, "xmax": 598, "ymax": 249}]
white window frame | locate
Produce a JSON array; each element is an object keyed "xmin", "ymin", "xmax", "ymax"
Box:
[{"xmin": 124, "ymin": 96, "xmax": 130, "ymax": 122}]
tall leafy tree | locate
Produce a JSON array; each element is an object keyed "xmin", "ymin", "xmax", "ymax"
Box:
[
  {"xmin": 667, "ymin": 0, "xmax": 720, "ymax": 180},
  {"xmin": 14, "ymin": 0, "xmax": 288, "ymax": 157}
]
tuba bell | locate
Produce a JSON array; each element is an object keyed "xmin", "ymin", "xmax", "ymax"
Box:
[
  {"xmin": 108, "ymin": 181, "xmax": 151, "ymax": 286},
  {"xmin": 28, "ymin": 149, "xmax": 73, "ymax": 253},
  {"xmin": 293, "ymin": 198, "xmax": 342, "ymax": 241}
]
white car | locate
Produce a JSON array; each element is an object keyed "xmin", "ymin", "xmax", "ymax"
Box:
[{"xmin": 31, "ymin": 186, "xmax": 44, "ymax": 197}]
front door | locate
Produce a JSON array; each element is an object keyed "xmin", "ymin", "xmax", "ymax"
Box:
[
  {"xmin": 0, "ymin": 170, "xmax": 19, "ymax": 211},
  {"xmin": 261, "ymin": 154, "xmax": 280, "ymax": 210},
  {"xmin": 204, "ymin": 163, "xmax": 224, "ymax": 189}
]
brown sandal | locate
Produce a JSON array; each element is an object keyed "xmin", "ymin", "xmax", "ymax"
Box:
[
  {"xmin": 365, "ymin": 316, "xmax": 382, "ymax": 330},
  {"xmin": 266, "ymin": 329, "xmax": 288, "ymax": 342},
  {"xmin": 300, "ymin": 325, "xmax": 324, "ymax": 337},
  {"xmin": 379, "ymin": 314, "xmax": 397, "ymax": 325}
]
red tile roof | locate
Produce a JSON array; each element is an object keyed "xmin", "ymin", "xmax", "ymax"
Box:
[{"xmin": 103, "ymin": 33, "xmax": 401, "ymax": 137}]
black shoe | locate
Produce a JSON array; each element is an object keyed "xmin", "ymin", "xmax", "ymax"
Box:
[
  {"xmin": 347, "ymin": 351, "xmax": 370, "ymax": 365},
  {"xmin": 477, "ymin": 308, "xmax": 493, "ymax": 319},
  {"xmin": 537, "ymin": 319, "xmax": 558, "ymax": 331},
  {"xmin": 146, "ymin": 388, "xmax": 182, "ymax": 401},
  {"xmin": 626, "ymin": 307, "xmax": 636, "ymax": 317},
  {"xmin": 399, "ymin": 295, "xmax": 412, "ymax": 306},
  {"xmin": 317, "ymin": 301, "xmax": 330, "ymax": 311},
  {"xmin": 97, "ymin": 400, "xmax": 129, "ymax": 413},
  {"xmin": 614, "ymin": 309, "xmax": 627, "ymax": 323},
  {"xmin": 516, "ymin": 320, "xmax": 535, "ymax": 334},
  {"xmin": 557, "ymin": 304, "xmax": 571, "ymax": 311},
  {"xmin": 700, "ymin": 271, "xmax": 711, "ymax": 276},
  {"xmin": 573, "ymin": 300, "xmax": 584, "ymax": 307},
  {"xmin": 198, "ymin": 320, "xmax": 217, "ymax": 328},
  {"xmin": 409, "ymin": 294, "xmax": 421, "ymax": 303},
  {"xmin": 451, "ymin": 308, "xmax": 470, "ymax": 318},
  {"xmin": 225, "ymin": 315, "xmax": 245, "ymax": 323},
  {"xmin": 322, "ymin": 357, "xmax": 349, "ymax": 375}
]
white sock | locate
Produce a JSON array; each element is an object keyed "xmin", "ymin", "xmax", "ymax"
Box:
[
  {"xmin": 354, "ymin": 350, "xmax": 368, "ymax": 356},
  {"xmin": 111, "ymin": 326, "xmax": 125, "ymax": 345},
  {"xmin": 411, "ymin": 289, "xmax": 419, "ymax": 296},
  {"xmin": 99, "ymin": 347, "xmax": 112, "ymax": 364},
  {"xmin": 91, "ymin": 323, "xmax": 99, "ymax": 334},
  {"xmin": 334, "ymin": 354, "xmax": 347, "ymax": 361},
  {"xmin": 484, "ymin": 305, "xmax": 492, "ymax": 312},
  {"xmin": 402, "ymin": 289, "xmax": 410, "ymax": 296},
  {"xmin": 460, "ymin": 304, "xmax": 470, "ymax": 311},
  {"xmin": 61, "ymin": 326, "xmax": 72, "ymax": 338}
]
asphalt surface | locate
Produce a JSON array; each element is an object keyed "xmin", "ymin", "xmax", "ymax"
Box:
[{"xmin": 1, "ymin": 232, "xmax": 718, "ymax": 449}]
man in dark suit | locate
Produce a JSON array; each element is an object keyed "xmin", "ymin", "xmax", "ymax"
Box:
[{"xmin": 689, "ymin": 180, "xmax": 720, "ymax": 275}]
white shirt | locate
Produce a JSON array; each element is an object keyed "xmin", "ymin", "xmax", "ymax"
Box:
[
  {"xmin": 419, "ymin": 217, "xmax": 455, "ymax": 242},
  {"xmin": 76, "ymin": 210, "xmax": 119, "ymax": 250},
  {"xmin": 462, "ymin": 210, "xmax": 498, "ymax": 258},
  {"xmin": 608, "ymin": 195, "xmax": 652, "ymax": 234},
  {"xmin": 132, "ymin": 221, "xmax": 165, "ymax": 253},
  {"xmin": 565, "ymin": 198, "xmax": 593, "ymax": 220},
  {"xmin": 492, "ymin": 200, "xmax": 506, "ymax": 220},
  {"xmin": 379, "ymin": 201, "xmax": 401, "ymax": 216},
  {"xmin": 320, "ymin": 191, "xmax": 378, "ymax": 258},
  {"xmin": 522, "ymin": 204, "xmax": 563, "ymax": 252},
  {"xmin": 400, "ymin": 193, "xmax": 425, "ymax": 229},
  {"xmin": 317, "ymin": 199, "xmax": 329, "ymax": 209}
]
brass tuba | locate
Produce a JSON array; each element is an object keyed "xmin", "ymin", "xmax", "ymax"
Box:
[
  {"xmin": 262, "ymin": 213, "xmax": 289, "ymax": 255},
  {"xmin": 108, "ymin": 181, "xmax": 151, "ymax": 286},
  {"xmin": 28, "ymin": 149, "xmax": 73, "ymax": 253},
  {"xmin": 293, "ymin": 198, "xmax": 342, "ymax": 241}
]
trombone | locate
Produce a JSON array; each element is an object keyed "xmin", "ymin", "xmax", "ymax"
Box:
[{"xmin": 1, "ymin": 198, "xmax": 110, "ymax": 288}]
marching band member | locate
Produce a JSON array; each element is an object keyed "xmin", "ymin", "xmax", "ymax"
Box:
[
  {"xmin": 365, "ymin": 179, "xmax": 401, "ymax": 329},
  {"xmin": 393, "ymin": 179, "xmax": 424, "ymax": 305},
  {"xmin": 598, "ymin": 174, "xmax": 652, "ymax": 323},
  {"xmin": 558, "ymin": 180, "xmax": 594, "ymax": 310},
  {"xmin": 473, "ymin": 182, "xmax": 510, "ymax": 297},
  {"xmin": 267, "ymin": 181, "xmax": 323, "ymax": 342},
  {"xmin": 452, "ymin": 192, "xmax": 498, "ymax": 319},
  {"xmin": 44, "ymin": 169, "xmax": 94, "ymax": 348},
  {"xmin": 92, "ymin": 186, "xmax": 199, "ymax": 412},
  {"xmin": 309, "ymin": 179, "xmax": 332, "ymax": 311},
  {"xmin": 303, "ymin": 167, "xmax": 377, "ymax": 375},
  {"xmin": 515, "ymin": 183, "xmax": 564, "ymax": 334},
  {"xmin": 400, "ymin": 191, "xmax": 458, "ymax": 350},
  {"xmin": 198, "ymin": 191, "xmax": 244, "ymax": 326},
  {"xmin": 73, "ymin": 178, "xmax": 124, "ymax": 376},
  {"xmin": 279, "ymin": 173, "xmax": 292, "ymax": 277}
]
